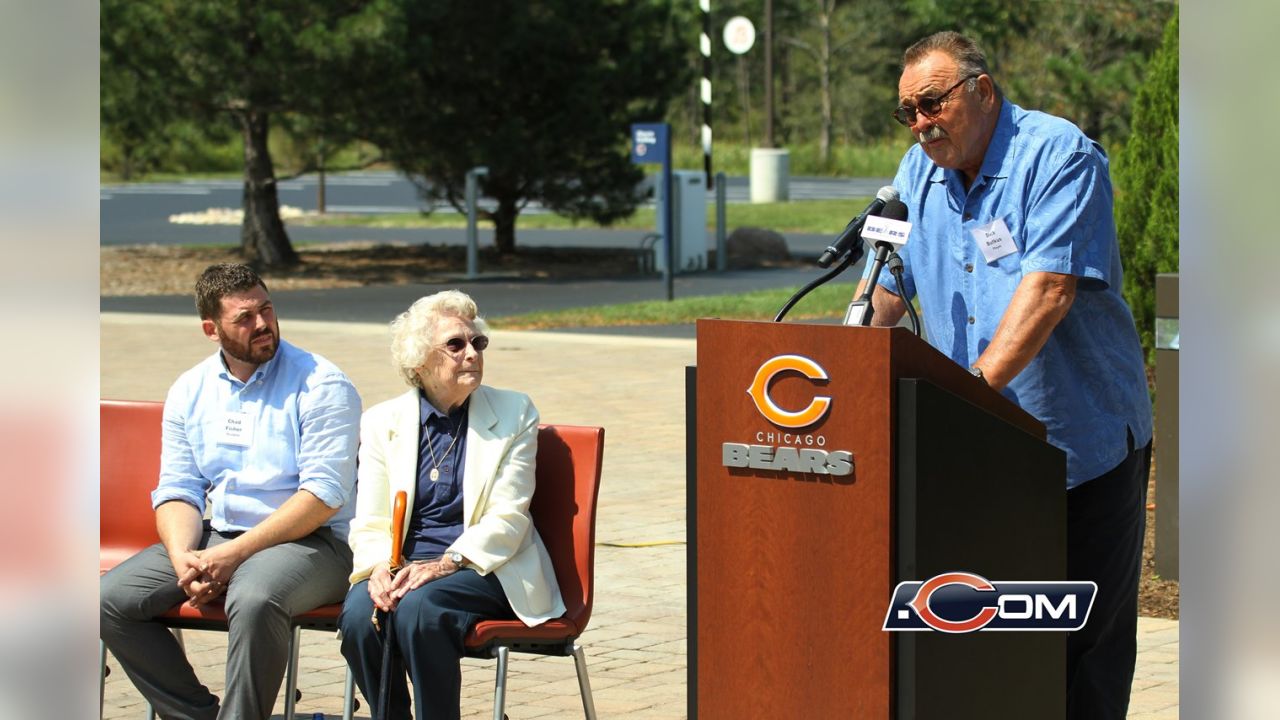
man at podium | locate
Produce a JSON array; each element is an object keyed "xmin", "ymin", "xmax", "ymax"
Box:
[{"xmin": 856, "ymin": 31, "xmax": 1154, "ymax": 720}]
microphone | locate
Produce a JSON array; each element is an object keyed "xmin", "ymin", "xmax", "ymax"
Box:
[
  {"xmin": 870, "ymin": 199, "xmax": 909, "ymax": 245},
  {"xmin": 816, "ymin": 186, "xmax": 899, "ymax": 268},
  {"xmin": 845, "ymin": 198, "xmax": 909, "ymax": 327}
]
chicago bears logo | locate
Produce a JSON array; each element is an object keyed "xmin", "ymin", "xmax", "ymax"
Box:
[
  {"xmin": 746, "ymin": 355, "xmax": 832, "ymax": 429},
  {"xmin": 884, "ymin": 571, "xmax": 1097, "ymax": 633}
]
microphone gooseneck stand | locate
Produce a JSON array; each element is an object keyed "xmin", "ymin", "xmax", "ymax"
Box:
[
  {"xmin": 774, "ymin": 250, "xmax": 860, "ymax": 322},
  {"xmin": 845, "ymin": 243, "xmax": 894, "ymax": 326}
]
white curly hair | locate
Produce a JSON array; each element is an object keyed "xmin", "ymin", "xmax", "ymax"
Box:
[{"xmin": 389, "ymin": 290, "xmax": 490, "ymax": 389}]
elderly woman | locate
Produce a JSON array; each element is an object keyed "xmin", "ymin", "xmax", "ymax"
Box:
[{"xmin": 338, "ymin": 290, "xmax": 564, "ymax": 720}]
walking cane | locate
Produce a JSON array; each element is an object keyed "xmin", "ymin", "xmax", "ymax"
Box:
[{"xmin": 372, "ymin": 490, "xmax": 407, "ymax": 720}]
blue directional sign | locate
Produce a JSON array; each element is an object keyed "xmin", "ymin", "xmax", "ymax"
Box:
[
  {"xmin": 631, "ymin": 123, "xmax": 669, "ymax": 165},
  {"xmin": 630, "ymin": 122, "xmax": 674, "ymax": 300}
]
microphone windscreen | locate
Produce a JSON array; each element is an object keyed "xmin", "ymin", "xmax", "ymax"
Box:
[
  {"xmin": 875, "ymin": 186, "xmax": 899, "ymax": 203},
  {"xmin": 882, "ymin": 198, "xmax": 908, "ymax": 221}
]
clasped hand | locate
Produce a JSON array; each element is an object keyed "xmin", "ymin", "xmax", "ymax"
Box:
[
  {"xmin": 367, "ymin": 559, "xmax": 455, "ymax": 613},
  {"xmin": 173, "ymin": 542, "xmax": 248, "ymax": 608}
]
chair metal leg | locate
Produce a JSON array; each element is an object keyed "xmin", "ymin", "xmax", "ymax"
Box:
[
  {"xmin": 283, "ymin": 625, "xmax": 302, "ymax": 720},
  {"xmin": 342, "ymin": 666, "xmax": 356, "ymax": 720},
  {"xmin": 571, "ymin": 643, "xmax": 597, "ymax": 720},
  {"xmin": 491, "ymin": 646, "xmax": 510, "ymax": 720}
]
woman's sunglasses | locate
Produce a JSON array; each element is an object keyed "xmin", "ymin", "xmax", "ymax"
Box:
[{"xmin": 438, "ymin": 335, "xmax": 489, "ymax": 355}]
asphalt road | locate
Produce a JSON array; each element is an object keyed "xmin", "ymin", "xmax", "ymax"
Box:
[{"xmin": 99, "ymin": 171, "xmax": 892, "ymax": 248}]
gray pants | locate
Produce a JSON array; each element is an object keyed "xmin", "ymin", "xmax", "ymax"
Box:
[{"xmin": 100, "ymin": 525, "xmax": 352, "ymax": 720}]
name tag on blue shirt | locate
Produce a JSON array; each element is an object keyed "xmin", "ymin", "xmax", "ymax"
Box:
[
  {"xmin": 971, "ymin": 217, "xmax": 1017, "ymax": 263},
  {"xmin": 217, "ymin": 410, "xmax": 254, "ymax": 447}
]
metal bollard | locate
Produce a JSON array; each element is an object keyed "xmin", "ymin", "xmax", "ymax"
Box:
[
  {"xmin": 715, "ymin": 171, "xmax": 727, "ymax": 272},
  {"xmin": 465, "ymin": 166, "xmax": 490, "ymax": 279}
]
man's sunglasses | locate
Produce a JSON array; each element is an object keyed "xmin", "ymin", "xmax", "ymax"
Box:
[
  {"xmin": 892, "ymin": 74, "xmax": 978, "ymax": 126},
  {"xmin": 438, "ymin": 335, "xmax": 489, "ymax": 355}
]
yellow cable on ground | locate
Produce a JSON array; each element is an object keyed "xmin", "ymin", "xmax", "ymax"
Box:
[{"xmin": 596, "ymin": 540, "xmax": 686, "ymax": 548}]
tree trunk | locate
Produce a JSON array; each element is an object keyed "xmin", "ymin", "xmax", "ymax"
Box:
[
  {"xmin": 239, "ymin": 110, "xmax": 298, "ymax": 268},
  {"xmin": 739, "ymin": 56, "xmax": 752, "ymax": 148},
  {"xmin": 317, "ymin": 133, "xmax": 327, "ymax": 214},
  {"xmin": 121, "ymin": 144, "xmax": 135, "ymax": 182},
  {"xmin": 491, "ymin": 196, "xmax": 519, "ymax": 255},
  {"xmin": 763, "ymin": 0, "xmax": 774, "ymax": 148},
  {"xmin": 317, "ymin": 165, "xmax": 327, "ymax": 214},
  {"xmin": 818, "ymin": 4, "xmax": 833, "ymax": 167},
  {"xmin": 779, "ymin": 44, "xmax": 792, "ymax": 144}
]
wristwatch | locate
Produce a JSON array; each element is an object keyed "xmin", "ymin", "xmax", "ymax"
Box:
[
  {"xmin": 446, "ymin": 550, "xmax": 465, "ymax": 570},
  {"xmin": 969, "ymin": 366, "xmax": 987, "ymax": 384}
]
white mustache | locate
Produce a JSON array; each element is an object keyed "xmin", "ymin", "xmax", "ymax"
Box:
[{"xmin": 917, "ymin": 125, "xmax": 947, "ymax": 144}]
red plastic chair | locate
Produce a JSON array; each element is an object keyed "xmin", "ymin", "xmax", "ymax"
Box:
[
  {"xmin": 463, "ymin": 424, "xmax": 605, "ymax": 720},
  {"xmin": 99, "ymin": 400, "xmax": 354, "ymax": 720}
]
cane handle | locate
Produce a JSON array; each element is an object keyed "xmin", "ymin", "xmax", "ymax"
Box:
[{"xmin": 389, "ymin": 490, "xmax": 407, "ymax": 570}]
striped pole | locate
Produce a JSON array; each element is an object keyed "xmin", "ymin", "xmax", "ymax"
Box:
[{"xmin": 700, "ymin": 0, "xmax": 713, "ymax": 189}]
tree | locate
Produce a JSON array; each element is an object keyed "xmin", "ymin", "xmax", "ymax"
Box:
[
  {"xmin": 1003, "ymin": 0, "xmax": 1173, "ymax": 144},
  {"xmin": 274, "ymin": 110, "xmax": 382, "ymax": 214},
  {"xmin": 354, "ymin": 0, "xmax": 689, "ymax": 254},
  {"xmin": 100, "ymin": 0, "xmax": 380, "ymax": 267},
  {"xmin": 775, "ymin": 0, "xmax": 913, "ymax": 159},
  {"xmin": 100, "ymin": 2, "xmax": 189, "ymax": 180},
  {"xmin": 1113, "ymin": 8, "xmax": 1178, "ymax": 364},
  {"xmin": 777, "ymin": 1, "xmax": 841, "ymax": 165},
  {"xmin": 904, "ymin": 0, "xmax": 1036, "ymax": 73}
]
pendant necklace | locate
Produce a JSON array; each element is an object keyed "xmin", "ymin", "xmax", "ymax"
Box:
[{"xmin": 425, "ymin": 416, "xmax": 461, "ymax": 482}]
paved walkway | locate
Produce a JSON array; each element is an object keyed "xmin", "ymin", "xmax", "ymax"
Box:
[{"xmin": 101, "ymin": 313, "xmax": 1178, "ymax": 718}]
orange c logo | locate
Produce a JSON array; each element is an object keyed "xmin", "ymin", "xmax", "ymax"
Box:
[
  {"xmin": 907, "ymin": 572, "xmax": 999, "ymax": 634},
  {"xmin": 746, "ymin": 355, "xmax": 832, "ymax": 428}
]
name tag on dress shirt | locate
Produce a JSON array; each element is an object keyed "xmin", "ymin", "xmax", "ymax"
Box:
[
  {"xmin": 970, "ymin": 217, "xmax": 1018, "ymax": 263},
  {"xmin": 216, "ymin": 411, "xmax": 254, "ymax": 447}
]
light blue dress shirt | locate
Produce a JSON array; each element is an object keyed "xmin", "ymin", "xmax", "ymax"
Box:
[
  {"xmin": 153, "ymin": 339, "xmax": 362, "ymax": 539},
  {"xmin": 876, "ymin": 100, "xmax": 1152, "ymax": 487}
]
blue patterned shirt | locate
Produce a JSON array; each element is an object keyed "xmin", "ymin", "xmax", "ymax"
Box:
[
  {"xmin": 876, "ymin": 100, "xmax": 1152, "ymax": 486},
  {"xmin": 153, "ymin": 339, "xmax": 362, "ymax": 538}
]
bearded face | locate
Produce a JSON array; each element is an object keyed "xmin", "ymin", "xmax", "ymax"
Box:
[
  {"xmin": 214, "ymin": 316, "xmax": 279, "ymax": 366},
  {"xmin": 205, "ymin": 286, "xmax": 280, "ymax": 373}
]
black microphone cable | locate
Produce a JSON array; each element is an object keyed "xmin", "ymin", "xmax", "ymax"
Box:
[
  {"xmin": 886, "ymin": 252, "xmax": 920, "ymax": 337},
  {"xmin": 774, "ymin": 249, "xmax": 860, "ymax": 322}
]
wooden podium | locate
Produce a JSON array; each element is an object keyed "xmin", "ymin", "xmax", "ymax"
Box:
[{"xmin": 687, "ymin": 319, "xmax": 1067, "ymax": 719}]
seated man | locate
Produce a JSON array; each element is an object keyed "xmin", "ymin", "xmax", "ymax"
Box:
[{"xmin": 101, "ymin": 263, "xmax": 361, "ymax": 720}]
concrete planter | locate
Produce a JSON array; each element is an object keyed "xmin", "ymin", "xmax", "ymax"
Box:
[{"xmin": 749, "ymin": 147, "xmax": 790, "ymax": 203}]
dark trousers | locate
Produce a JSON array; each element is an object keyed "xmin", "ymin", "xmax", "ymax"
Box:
[
  {"xmin": 339, "ymin": 570, "xmax": 514, "ymax": 720},
  {"xmin": 1066, "ymin": 437, "xmax": 1153, "ymax": 720}
]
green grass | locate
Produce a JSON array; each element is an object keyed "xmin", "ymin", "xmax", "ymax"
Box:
[
  {"xmin": 488, "ymin": 282, "xmax": 856, "ymax": 330},
  {"xmin": 101, "ymin": 170, "xmax": 245, "ymax": 184},
  {"xmin": 672, "ymin": 138, "xmax": 912, "ymax": 177},
  {"xmin": 298, "ymin": 197, "xmax": 868, "ymax": 236},
  {"xmin": 715, "ymin": 199, "xmax": 866, "ymax": 234}
]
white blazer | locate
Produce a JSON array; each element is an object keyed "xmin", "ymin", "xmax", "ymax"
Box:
[{"xmin": 347, "ymin": 385, "xmax": 566, "ymax": 626}]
